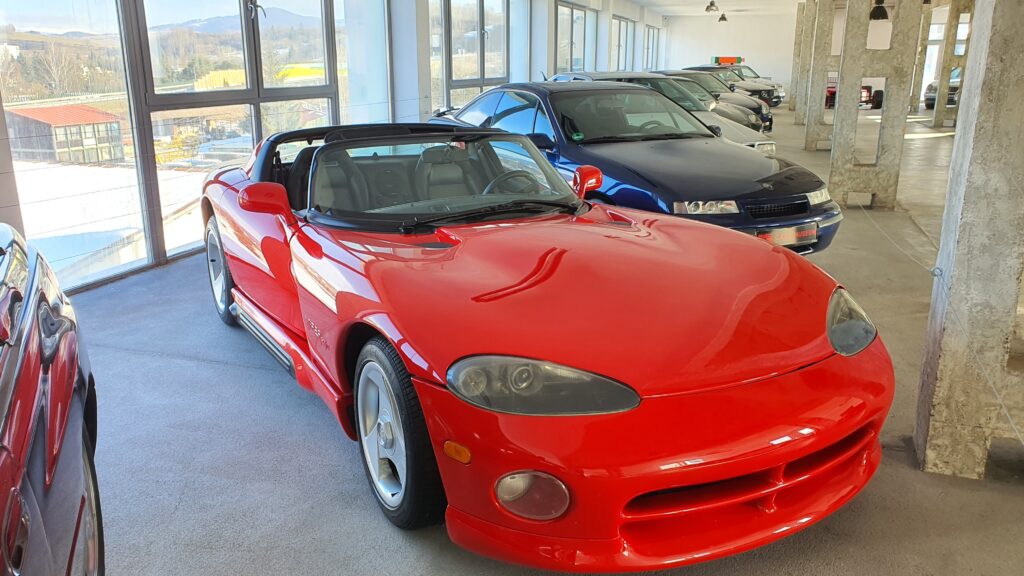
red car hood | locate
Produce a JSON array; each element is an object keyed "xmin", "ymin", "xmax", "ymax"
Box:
[{"xmin": 317, "ymin": 206, "xmax": 838, "ymax": 397}]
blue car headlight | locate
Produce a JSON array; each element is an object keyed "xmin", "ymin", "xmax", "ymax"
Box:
[
  {"xmin": 827, "ymin": 288, "xmax": 877, "ymax": 356},
  {"xmin": 448, "ymin": 356, "xmax": 640, "ymax": 415}
]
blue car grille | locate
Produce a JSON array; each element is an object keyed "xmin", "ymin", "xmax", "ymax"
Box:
[{"xmin": 746, "ymin": 199, "xmax": 810, "ymax": 219}]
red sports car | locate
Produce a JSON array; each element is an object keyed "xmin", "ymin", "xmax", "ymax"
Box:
[
  {"xmin": 0, "ymin": 224, "xmax": 103, "ymax": 575},
  {"xmin": 202, "ymin": 124, "xmax": 893, "ymax": 572}
]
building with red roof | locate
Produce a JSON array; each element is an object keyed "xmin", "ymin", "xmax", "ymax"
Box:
[{"xmin": 5, "ymin": 104, "xmax": 125, "ymax": 163}]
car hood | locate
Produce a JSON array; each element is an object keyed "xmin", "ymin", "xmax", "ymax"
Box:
[
  {"xmin": 717, "ymin": 92, "xmax": 765, "ymax": 111},
  {"xmin": 734, "ymin": 80, "xmax": 776, "ymax": 93},
  {"xmin": 567, "ymin": 139, "xmax": 820, "ymax": 201},
  {"xmin": 320, "ymin": 206, "xmax": 838, "ymax": 397},
  {"xmin": 691, "ymin": 110, "xmax": 764, "ymax": 145}
]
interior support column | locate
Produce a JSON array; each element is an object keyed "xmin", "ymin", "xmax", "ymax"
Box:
[
  {"xmin": 530, "ymin": 0, "xmax": 557, "ymax": 81},
  {"xmin": 908, "ymin": 6, "xmax": 933, "ymax": 113},
  {"xmin": 915, "ymin": 0, "xmax": 1024, "ymax": 479},
  {"xmin": 829, "ymin": 0, "xmax": 922, "ymax": 209},
  {"xmin": 788, "ymin": 3, "xmax": 806, "ymax": 112},
  {"xmin": 390, "ymin": 0, "xmax": 433, "ymax": 122},
  {"xmin": 931, "ymin": 0, "xmax": 973, "ymax": 128},
  {"xmin": 803, "ymin": 0, "xmax": 839, "ymax": 150},
  {"xmin": 793, "ymin": 0, "xmax": 817, "ymax": 125}
]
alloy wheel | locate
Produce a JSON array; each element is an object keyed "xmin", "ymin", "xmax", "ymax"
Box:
[{"xmin": 357, "ymin": 361, "xmax": 407, "ymax": 509}]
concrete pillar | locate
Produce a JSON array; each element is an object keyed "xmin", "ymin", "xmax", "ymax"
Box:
[
  {"xmin": 595, "ymin": 1, "xmax": 614, "ymax": 72},
  {"xmin": 794, "ymin": 0, "xmax": 817, "ymax": 124},
  {"xmin": 908, "ymin": 6, "xmax": 933, "ymax": 112},
  {"xmin": 804, "ymin": 0, "xmax": 839, "ymax": 150},
  {"xmin": 788, "ymin": 3, "xmax": 806, "ymax": 112},
  {"xmin": 829, "ymin": 0, "xmax": 922, "ymax": 210},
  {"xmin": 0, "ymin": 88, "xmax": 25, "ymax": 235},
  {"xmin": 931, "ymin": 0, "xmax": 973, "ymax": 128},
  {"xmin": 390, "ymin": 0, "xmax": 433, "ymax": 121},
  {"xmin": 915, "ymin": 0, "xmax": 1024, "ymax": 479}
]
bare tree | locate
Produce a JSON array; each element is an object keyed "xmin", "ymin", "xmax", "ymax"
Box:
[
  {"xmin": 39, "ymin": 43, "xmax": 79, "ymax": 96},
  {"xmin": 0, "ymin": 51, "xmax": 18, "ymax": 96}
]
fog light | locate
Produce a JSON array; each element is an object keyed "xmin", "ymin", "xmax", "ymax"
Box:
[{"xmin": 494, "ymin": 471, "xmax": 570, "ymax": 521}]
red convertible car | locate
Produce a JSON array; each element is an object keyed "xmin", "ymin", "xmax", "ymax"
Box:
[
  {"xmin": 0, "ymin": 225, "xmax": 103, "ymax": 575},
  {"xmin": 202, "ymin": 124, "xmax": 894, "ymax": 572}
]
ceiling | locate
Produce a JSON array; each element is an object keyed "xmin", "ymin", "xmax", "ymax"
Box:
[{"xmin": 631, "ymin": 0, "xmax": 803, "ymax": 17}]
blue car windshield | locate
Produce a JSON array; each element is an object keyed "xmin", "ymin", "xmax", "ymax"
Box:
[{"xmin": 550, "ymin": 90, "xmax": 713, "ymax": 144}]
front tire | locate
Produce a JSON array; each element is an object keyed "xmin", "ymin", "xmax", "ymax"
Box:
[
  {"xmin": 355, "ymin": 337, "xmax": 445, "ymax": 529},
  {"xmin": 205, "ymin": 217, "xmax": 237, "ymax": 326}
]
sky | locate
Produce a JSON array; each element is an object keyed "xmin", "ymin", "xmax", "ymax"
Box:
[{"xmin": 0, "ymin": 0, "xmax": 325, "ymax": 35}]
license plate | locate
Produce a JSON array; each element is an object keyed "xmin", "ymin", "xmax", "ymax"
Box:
[{"xmin": 754, "ymin": 223, "xmax": 818, "ymax": 247}]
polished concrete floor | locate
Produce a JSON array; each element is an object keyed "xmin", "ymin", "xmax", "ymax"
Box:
[{"xmin": 73, "ymin": 107, "xmax": 1024, "ymax": 575}]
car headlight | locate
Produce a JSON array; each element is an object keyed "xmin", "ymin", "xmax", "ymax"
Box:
[
  {"xmin": 806, "ymin": 187, "xmax": 831, "ymax": 205},
  {"xmin": 448, "ymin": 356, "xmax": 640, "ymax": 415},
  {"xmin": 753, "ymin": 142, "xmax": 776, "ymax": 156},
  {"xmin": 747, "ymin": 113, "xmax": 759, "ymax": 123},
  {"xmin": 674, "ymin": 200, "xmax": 740, "ymax": 215},
  {"xmin": 925, "ymin": 84, "xmax": 937, "ymax": 94},
  {"xmin": 827, "ymin": 288, "xmax": 877, "ymax": 356},
  {"xmin": 760, "ymin": 102, "xmax": 769, "ymax": 114}
]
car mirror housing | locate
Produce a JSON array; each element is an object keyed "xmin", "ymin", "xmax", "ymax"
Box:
[
  {"xmin": 707, "ymin": 125, "xmax": 723, "ymax": 137},
  {"xmin": 527, "ymin": 133, "xmax": 557, "ymax": 151},
  {"xmin": 572, "ymin": 165, "xmax": 603, "ymax": 199},
  {"xmin": 238, "ymin": 182, "xmax": 297, "ymax": 227}
]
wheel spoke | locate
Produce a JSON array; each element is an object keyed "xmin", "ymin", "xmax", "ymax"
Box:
[
  {"xmin": 363, "ymin": 424, "xmax": 381, "ymax": 481},
  {"xmin": 389, "ymin": 438, "xmax": 407, "ymax": 483}
]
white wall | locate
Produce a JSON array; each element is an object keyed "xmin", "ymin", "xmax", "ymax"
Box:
[{"xmin": 664, "ymin": 12, "xmax": 798, "ymax": 89}]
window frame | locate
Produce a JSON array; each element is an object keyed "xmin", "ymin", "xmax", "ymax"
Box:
[
  {"xmin": 555, "ymin": 2, "xmax": 594, "ymax": 74},
  {"xmin": 439, "ymin": 0, "xmax": 511, "ymax": 108},
  {"xmin": 612, "ymin": 16, "xmax": 635, "ymax": 72}
]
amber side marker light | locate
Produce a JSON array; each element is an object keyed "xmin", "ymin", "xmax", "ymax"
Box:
[{"xmin": 444, "ymin": 441, "xmax": 472, "ymax": 464}]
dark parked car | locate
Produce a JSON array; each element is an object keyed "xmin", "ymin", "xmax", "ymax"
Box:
[
  {"xmin": 723, "ymin": 64, "xmax": 788, "ymax": 100},
  {"xmin": 686, "ymin": 65, "xmax": 783, "ymax": 107},
  {"xmin": 433, "ymin": 82, "xmax": 843, "ymax": 254},
  {"xmin": 673, "ymin": 76, "xmax": 765, "ymax": 132},
  {"xmin": 925, "ymin": 67, "xmax": 961, "ymax": 109},
  {"xmin": 551, "ymin": 71, "xmax": 766, "ymax": 134},
  {"xmin": 660, "ymin": 70, "xmax": 773, "ymax": 131},
  {"xmin": 0, "ymin": 224, "xmax": 103, "ymax": 576},
  {"xmin": 549, "ymin": 71, "xmax": 773, "ymax": 153}
]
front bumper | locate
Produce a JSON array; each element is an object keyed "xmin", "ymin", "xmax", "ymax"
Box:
[
  {"xmin": 415, "ymin": 338, "xmax": 894, "ymax": 572},
  {"xmin": 761, "ymin": 111, "xmax": 773, "ymax": 132}
]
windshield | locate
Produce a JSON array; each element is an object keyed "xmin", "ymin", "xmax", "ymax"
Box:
[
  {"xmin": 682, "ymin": 72, "xmax": 730, "ymax": 94},
  {"xmin": 673, "ymin": 79, "xmax": 715, "ymax": 106},
  {"xmin": 625, "ymin": 78, "xmax": 705, "ymax": 112},
  {"xmin": 307, "ymin": 134, "xmax": 579, "ymax": 229},
  {"xmin": 733, "ymin": 66, "xmax": 760, "ymax": 79},
  {"xmin": 713, "ymin": 69, "xmax": 745, "ymax": 83},
  {"xmin": 550, "ymin": 90, "xmax": 712, "ymax": 144}
]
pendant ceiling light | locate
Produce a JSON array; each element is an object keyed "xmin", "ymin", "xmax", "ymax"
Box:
[
  {"xmin": 869, "ymin": 0, "xmax": 889, "ymax": 20},
  {"xmin": 719, "ymin": 13, "xmax": 728, "ymax": 22},
  {"xmin": 705, "ymin": 1, "xmax": 719, "ymax": 13}
]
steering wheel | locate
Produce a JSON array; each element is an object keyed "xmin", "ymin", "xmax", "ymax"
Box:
[
  {"xmin": 481, "ymin": 170, "xmax": 542, "ymax": 195},
  {"xmin": 640, "ymin": 120, "xmax": 669, "ymax": 132}
]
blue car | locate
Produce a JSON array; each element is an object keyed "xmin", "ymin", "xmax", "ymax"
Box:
[{"xmin": 433, "ymin": 82, "xmax": 842, "ymax": 254}]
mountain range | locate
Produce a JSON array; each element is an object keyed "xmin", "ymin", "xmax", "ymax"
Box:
[{"xmin": 151, "ymin": 7, "xmax": 342, "ymax": 34}]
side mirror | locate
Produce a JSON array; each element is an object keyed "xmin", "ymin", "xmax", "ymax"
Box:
[
  {"xmin": 527, "ymin": 133, "xmax": 557, "ymax": 151},
  {"xmin": 712, "ymin": 93, "xmax": 721, "ymax": 100},
  {"xmin": 707, "ymin": 125, "xmax": 723, "ymax": 137},
  {"xmin": 572, "ymin": 165, "xmax": 603, "ymax": 199},
  {"xmin": 0, "ymin": 286, "xmax": 22, "ymax": 346},
  {"xmin": 729, "ymin": 84, "xmax": 737, "ymax": 92},
  {"xmin": 238, "ymin": 182, "xmax": 297, "ymax": 227}
]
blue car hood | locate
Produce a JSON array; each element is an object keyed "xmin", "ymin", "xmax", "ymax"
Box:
[{"xmin": 570, "ymin": 138, "xmax": 823, "ymax": 202}]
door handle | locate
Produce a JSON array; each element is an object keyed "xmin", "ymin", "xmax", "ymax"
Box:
[
  {"xmin": 247, "ymin": 0, "xmax": 267, "ymax": 20},
  {"xmin": 2, "ymin": 488, "xmax": 29, "ymax": 575}
]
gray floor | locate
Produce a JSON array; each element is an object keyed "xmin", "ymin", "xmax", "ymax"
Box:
[{"xmin": 72, "ymin": 108, "xmax": 1024, "ymax": 575}]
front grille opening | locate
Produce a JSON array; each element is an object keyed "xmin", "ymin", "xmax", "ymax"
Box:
[
  {"xmin": 623, "ymin": 423, "xmax": 876, "ymax": 520},
  {"xmin": 746, "ymin": 200, "xmax": 810, "ymax": 219}
]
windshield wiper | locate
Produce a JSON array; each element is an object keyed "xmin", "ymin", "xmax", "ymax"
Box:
[
  {"xmin": 579, "ymin": 135, "xmax": 642, "ymax": 144},
  {"xmin": 634, "ymin": 133, "xmax": 711, "ymax": 141},
  {"xmin": 398, "ymin": 199, "xmax": 579, "ymax": 233}
]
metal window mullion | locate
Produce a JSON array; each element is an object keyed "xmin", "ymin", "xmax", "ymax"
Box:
[
  {"xmin": 322, "ymin": 0, "xmax": 342, "ymax": 124},
  {"xmin": 117, "ymin": 0, "xmax": 166, "ymax": 266},
  {"xmin": 384, "ymin": 0, "xmax": 396, "ymax": 122}
]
